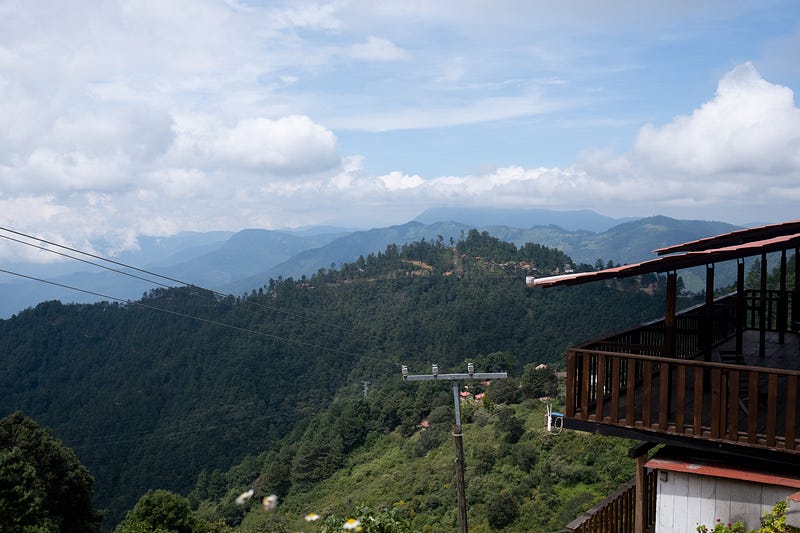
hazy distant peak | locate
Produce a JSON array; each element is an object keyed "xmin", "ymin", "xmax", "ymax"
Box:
[{"xmin": 414, "ymin": 207, "xmax": 632, "ymax": 233}]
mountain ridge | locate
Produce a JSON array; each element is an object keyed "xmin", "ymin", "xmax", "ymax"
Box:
[{"xmin": 0, "ymin": 211, "xmax": 741, "ymax": 317}]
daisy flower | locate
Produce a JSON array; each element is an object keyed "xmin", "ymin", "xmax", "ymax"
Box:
[
  {"xmin": 304, "ymin": 513, "xmax": 320, "ymax": 522},
  {"xmin": 343, "ymin": 517, "xmax": 361, "ymax": 530}
]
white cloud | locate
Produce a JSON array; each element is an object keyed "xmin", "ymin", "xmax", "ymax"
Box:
[
  {"xmin": 270, "ymin": 2, "xmax": 342, "ymax": 31},
  {"xmin": 330, "ymin": 87, "xmax": 569, "ymax": 131},
  {"xmin": 379, "ymin": 171, "xmax": 424, "ymax": 190},
  {"xmin": 204, "ymin": 115, "xmax": 341, "ymax": 174},
  {"xmin": 350, "ymin": 36, "xmax": 409, "ymax": 61},
  {"xmin": 632, "ymin": 62, "xmax": 800, "ymax": 176},
  {"xmin": 144, "ymin": 168, "xmax": 211, "ymax": 200}
]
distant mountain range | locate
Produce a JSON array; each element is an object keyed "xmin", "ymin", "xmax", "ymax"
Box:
[
  {"xmin": 413, "ymin": 206, "xmax": 635, "ymax": 232},
  {"xmin": 0, "ymin": 209, "xmax": 740, "ymax": 318}
]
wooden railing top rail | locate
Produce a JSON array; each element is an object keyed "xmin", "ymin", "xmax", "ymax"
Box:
[{"xmin": 568, "ymin": 348, "xmax": 800, "ymax": 377}]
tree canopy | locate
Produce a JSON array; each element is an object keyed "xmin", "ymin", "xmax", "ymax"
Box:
[{"xmin": 0, "ymin": 412, "xmax": 102, "ymax": 533}]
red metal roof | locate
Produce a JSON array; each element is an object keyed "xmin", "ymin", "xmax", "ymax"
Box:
[
  {"xmin": 527, "ymin": 230, "xmax": 800, "ymax": 288},
  {"xmin": 646, "ymin": 455, "xmax": 800, "ymax": 488},
  {"xmin": 653, "ymin": 219, "xmax": 800, "ymax": 255}
]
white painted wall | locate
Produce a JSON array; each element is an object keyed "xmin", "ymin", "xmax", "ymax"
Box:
[{"xmin": 655, "ymin": 470, "xmax": 792, "ymax": 533}]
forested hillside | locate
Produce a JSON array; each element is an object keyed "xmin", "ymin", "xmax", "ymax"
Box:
[
  {"xmin": 0, "ymin": 230, "xmax": 678, "ymax": 528},
  {"xmin": 182, "ymin": 383, "xmax": 641, "ymax": 532}
]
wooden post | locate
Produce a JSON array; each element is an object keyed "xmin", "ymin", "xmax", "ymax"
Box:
[
  {"xmin": 664, "ymin": 271, "xmax": 677, "ymax": 358},
  {"xmin": 705, "ymin": 264, "xmax": 715, "ymax": 361},
  {"xmin": 760, "ymin": 253, "xmax": 767, "ymax": 358},
  {"xmin": 779, "ymin": 249, "xmax": 787, "ymax": 344},
  {"xmin": 453, "ymin": 423, "xmax": 468, "ymax": 533},
  {"xmin": 736, "ymin": 260, "xmax": 744, "ymax": 354},
  {"xmin": 794, "ymin": 247, "xmax": 799, "ymax": 333},
  {"xmin": 635, "ymin": 454, "xmax": 647, "ymax": 533},
  {"xmin": 628, "ymin": 442, "xmax": 656, "ymax": 533}
]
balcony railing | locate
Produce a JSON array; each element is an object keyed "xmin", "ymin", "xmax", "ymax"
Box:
[
  {"xmin": 566, "ymin": 470, "xmax": 657, "ymax": 533},
  {"xmin": 565, "ymin": 290, "xmax": 800, "ymax": 454}
]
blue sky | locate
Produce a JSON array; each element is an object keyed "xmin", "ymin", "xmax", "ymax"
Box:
[{"xmin": 0, "ymin": 1, "xmax": 799, "ymax": 261}]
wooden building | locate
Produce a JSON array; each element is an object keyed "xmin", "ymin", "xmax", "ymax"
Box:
[{"xmin": 528, "ymin": 220, "xmax": 800, "ymax": 533}]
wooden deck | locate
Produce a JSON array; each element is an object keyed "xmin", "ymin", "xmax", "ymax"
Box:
[{"xmin": 565, "ymin": 329, "xmax": 800, "ymax": 455}]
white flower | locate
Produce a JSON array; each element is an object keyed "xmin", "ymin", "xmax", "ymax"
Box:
[
  {"xmin": 262, "ymin": 494, "xmax": 278, "ymax": 511},
  {"xmin": 343, "ymin": 517, "xmax": 361, "ymax": 529},
  {"xmin": 234, "ymin": 489, "xmax": 254, "ymax": 505},
  {"xmin": 304, "ymin": 513, "xmax": 320, "ymax": 521}
]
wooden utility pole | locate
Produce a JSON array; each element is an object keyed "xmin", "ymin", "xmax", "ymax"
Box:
[{"xmin": 402, "ymin": 364, "xmax": 508, "ymax": 533}]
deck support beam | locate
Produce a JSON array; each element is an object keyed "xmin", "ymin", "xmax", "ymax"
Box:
[
  {"xmin": 635, "ymin": 454, "xmax": 647, "ymax": 533},
  {"xmin": 737, "ymin": 260, "xmax": 745, "ymax": 354},
  {"xmin": 794, "ymin": 247, "xmax": 800, "ymax": 333},
  {"xmin": 705, "ymin": 264, "xmax": 715, "ymax": 361},
  {"xmin": 780, "ymin": 249, "xmax": 787, "ymax": 344},
  {"xmin": 760, "ymin": 253, "xmax": 767, "ymax": 358},
  {"xmin": 664, "ymin": 271, "xmax": 677, "ymax": 358}
]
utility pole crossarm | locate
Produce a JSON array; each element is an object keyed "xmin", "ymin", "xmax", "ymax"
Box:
[{"xmin": 402, "ymin": 372, "xmax": 507, "ymax": 382}]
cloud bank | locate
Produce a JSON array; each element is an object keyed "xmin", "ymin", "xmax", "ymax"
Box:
[{"xmin": 0, "ymin": 1, "xmax": 798, "ymax": 262}]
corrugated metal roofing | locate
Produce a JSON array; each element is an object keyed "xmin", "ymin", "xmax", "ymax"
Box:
[
  {"xmin": 527, "ymin": 229, "xmax": 800, "ymax": 288},
  {"xmin": 653, "ymin": 219, "xmax": 800, "ymax": 255}
]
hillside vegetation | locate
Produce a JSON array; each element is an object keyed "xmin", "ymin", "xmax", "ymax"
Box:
[
  {"xmin": 185, "ymin": 389, "xmax": 638, "ymax": 532},
  {"xmin": 0, "ymin": 230, "xmax": 678, "ymax": 528}
]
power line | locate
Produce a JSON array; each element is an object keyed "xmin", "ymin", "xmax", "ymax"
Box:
[
  {"xmin": 0, "ymin": 267, "xmax": 397, "ymax": 367},
  {"xmin": 0, "ymin": 226, "xmax": 393, "ymax": 345},
  {"xmin": 0, "ymin": 232, "xmax": 172, "ymax": 289},
  {"xmin": 0, "ymin": 264, "xmax": 400, "ymax": 449},
  {"xmin": 0, "ymin": 232, "xmax": 369, "ymax": 347}
]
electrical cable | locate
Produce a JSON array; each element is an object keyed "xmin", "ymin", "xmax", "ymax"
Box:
[
  {"xmin": 0, "ymin": 226, "xmax": 394, "ymax": 345},
  {"xmin": 0, "ymin": 232, "xmax": 373, "ymax": 347},
  {"xmin": 0, "ymin": 232, "xmax": 173, "ymax": 289},
  {"xmin": 0, "ymin": 264, "xmax": 400, "ymax": 448},
  {"xmin": 0, "ymin": 267, "xmax": 397, "ymax": 367}
]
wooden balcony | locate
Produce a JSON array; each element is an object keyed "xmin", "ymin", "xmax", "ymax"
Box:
[{"xmin": 565, "ymin": 290, "xmax": 800, "ymax": 456}]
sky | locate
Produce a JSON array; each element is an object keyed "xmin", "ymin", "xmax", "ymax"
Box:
[{"xmin": 1, "ymin": 0, "xmax": 799, "ymax": 261}]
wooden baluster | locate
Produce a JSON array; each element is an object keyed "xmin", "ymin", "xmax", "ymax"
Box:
[
  {"xmin": 611, "ymin": 358, "xmax": 621, "ymax": 424},
  {"xmin": 727, "ymin": 369, "xmax": 739, "ymax": 440},
  {"xmin": 596, "ymin": 354, "xmax": 606, "ymax": 422},
  {"xmin": 711, "ymin": 368, "xmax": 722, "ymax": 438},
  {"xmin": 786, "ymin": 375, "xmax": 797, "ymax": 451},
  {"xmin": 626, "ymin": 358, "xmax": 636, "ymax": 426},
  {"xmin": 766, "ymin": 373, "xmax": 778, "ymax": 447},
  {"xmin": 676, "ymin": 365, "xmax": 686, "ymax": 434},
  {"xmin": 659, "ymin": 362, "xmax": 670, "ymax": 430},
  {"xmin": 747, "ymin": 372, "xmax": 759, "ymax": 444},
  {"xmin": 693, "ymin": 367, "xmax": 703, "ymax": 435}
]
